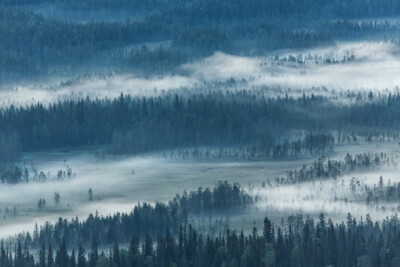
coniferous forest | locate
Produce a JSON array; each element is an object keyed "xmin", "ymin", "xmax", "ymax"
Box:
[{"xmin": 3, "ymin": 0, "xmax": 400, "ymax": 266}]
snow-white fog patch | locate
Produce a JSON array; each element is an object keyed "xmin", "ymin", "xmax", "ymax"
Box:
[
  {"xmin": 251, "ymin": 167, "xmax": 400, "ymax": 223},
  {"xmin": 1, "ymin": 41, "xmax": 400, "ymax": 108},
  {"xmin": 181, "ymin": 52, "xmax": 259, "ymax": 81},
  {"xmin": 194, "ymin": 167, "xmax": 400, "ymax": 233},
  {"xmin": 0, "ymin": 150, "xmax": 317, "ymax": 238},
  {"xmin": 185, "ymin": 41, "xmax": 400, "ymax": 91},
  {"xmin": 0, "ymin": 142, "xmax": 397, "ymax": 238},
  {"xmin": 0, "ymin": 75, "xmax": 195, "ymax": 108}
]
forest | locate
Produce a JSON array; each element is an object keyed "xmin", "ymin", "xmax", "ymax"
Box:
[
  {"xmin": 1, "ymin": 92, "xmax": 400, "ymax": 159},
  {"xmin": 0, "ymin": 181, "xmax": 252, "ymax": 251},
  {"xmin": 2, "ymin": 0, "xmax": 400, "ymax": 80},
  {"xmin": 4, "ymin": 213, "xmax": 400, "ymax": 266},
  {"xmin": 3, "ymin": 0, "xmax": 400, "ymax": 266}
]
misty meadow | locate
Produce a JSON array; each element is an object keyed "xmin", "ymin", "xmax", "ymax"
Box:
[{"xmin": 2, "ymin": 0, "xmax": 400, "ymax": 267}]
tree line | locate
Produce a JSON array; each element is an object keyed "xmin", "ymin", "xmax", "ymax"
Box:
[
  {"xmin": 18, "ymin": 181, "xmax": 251, "ymax": 249},
  {"xmin": 4, "ymin": 212, "xmax": 400, "ymax": 266},
  {"xmin": 344, "ymin": 175, "xmax": 400, "ymax": 205},
  {"xmin": 2, "ymin": 0, "xmax": 400, "ymax": 79},
  {"xmin": 275, "ymin": 152, "xmax": 392, "ymax": 185},
  {"xmin": 2, "ymin": 92, "xmax": 400, "ymax": 160},
  {"xmin": 163, "ymin": 132, "xmax": 334, "ymax": 161},
  {"xmin": 0, "ymin": 165, "xmax": 73, "ymax": 184}
]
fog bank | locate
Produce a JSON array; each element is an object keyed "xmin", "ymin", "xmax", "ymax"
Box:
[{"xmin": 1, "ymin": 42, "xmax": 400, "ymax": 108}]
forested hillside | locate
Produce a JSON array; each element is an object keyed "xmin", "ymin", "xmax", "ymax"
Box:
[
  {"xmin": 2, "ymin": 0, "xmax": 400, "ymax": 81},
  {"xmin": 5, "ymin": 212, "xmax": 400, "ymax": 266},
  {"xmin": 1, "ymin": 92, "xmax": 400, "ymax": 157},
  {"xmin": 2, "ymin": 1, "xmax": 400, "ymax": 266}
]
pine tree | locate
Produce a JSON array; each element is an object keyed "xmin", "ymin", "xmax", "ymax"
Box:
[
  {"xmin": 48, "ymin": 244, "xmax": 54, "ymax": 267},
  {"xmin": 112, "ymin": 242, "xmax": 120, "ymax": 267},
  {"xmin": 39, "ymin": 243, "xmax": 46, "ymax": 267},
  {"xmin": 263, "ymin": 217, "xmax": 274, "ymax": 243},
  {"xmin": 88, "ymin": 239, "xmax": 98, "ymax": 267},
  {"xmin": 69, "ymin": 249, "xmax": 76, "ymax": 267},
  {"xmin": 15, "ymin": 241, "xmax": 22, "ymax": 267},
  {"xmin": 77, "ymin": 246, "xmax": 86, "ymax": 267},
  {"xmin": 0, "ymin": 241, "xmax": 6, "ymax": 267},
  {"xmin": 56, "ymin": 238, "xmax": 69, "ymax": 267}
]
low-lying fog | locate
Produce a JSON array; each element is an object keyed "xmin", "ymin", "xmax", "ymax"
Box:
[
  {"xmin": 253, "ymin": 169, "xmax": 400, "ymax": 221},
  {"xmin": 2, "ymin": 40, "xmax": 400, "ymax": 237},
  {"xmin": 211, "ymin": 166, "xmax": 400, "ymax": 233},
  {"xmin": 1, "ymin": 41, "xmax": 400, "ymax": 108},
  {"xmin": 1, "ymin": 141, "xmax": 399, "ymax": 238},
  {"xmin": 0, "ymin": 149, "xmax": 313, "ymax": 239}
]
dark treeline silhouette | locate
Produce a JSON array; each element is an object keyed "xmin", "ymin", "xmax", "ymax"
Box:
[
  {"xmin": 173, "ymin": 181, "xmax": 252, "ymax": 215},
  {"xmin": 277, "ymin": 153, "xmax": 392, "ymax": 185},
  {"xmin": 271, "ymin": 132, "xmax": 334, "ymax": 158},
  {"xmin": 0, "ymin": 165, "xmax": 72, "ymax": 184},
  {"xmin": 2, "ymin": 92, "xmax": 400, "ymax": 157},
  {"xmin": 364, "ymin": 177, "xmax": 400, "ymax": 204},
  {"xmin": 5, "ymin": 213, "xmax": 400, "ymax": 266},
  {"xmin": 345, "ymin": 175, "xmax": 400, "ymax": 205},
  {"xmin": 163, "ymin": 132, "xmax": 334, "ymax": 161},
  {"xmin": 19, "ymin": 181, "xmax": 251, "ymax": 249}
]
